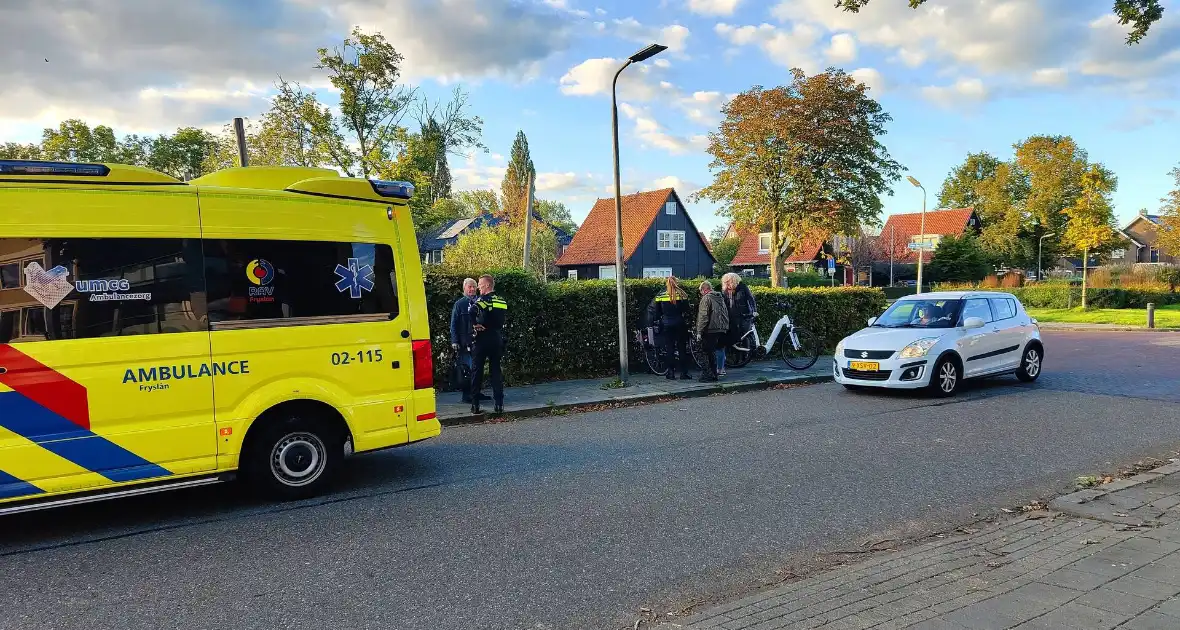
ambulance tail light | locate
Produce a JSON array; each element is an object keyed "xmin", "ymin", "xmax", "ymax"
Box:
[{"xmin": 412, "ymin": 340, "xmax": 433, "ymax": 390}]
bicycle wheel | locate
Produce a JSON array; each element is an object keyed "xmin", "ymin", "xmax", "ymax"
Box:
[
  {"xmin": 643, "ymin": 342, "xmax": 668, "ymax": 375},
  {"xmin": 688, "ymin": 336, "xmax": 710, "ymax": 371},
  {"xmin": 726, "ymin": 332, "xmax": 755, "ymax": 368},
  {"xmin": 781, "ymin": 326, "xmax": 820, "ymax": 370}
]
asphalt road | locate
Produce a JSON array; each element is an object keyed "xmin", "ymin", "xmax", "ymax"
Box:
[{"xmin": 2, "ymin": 331, "xmax": 1179, "ymax": 630}]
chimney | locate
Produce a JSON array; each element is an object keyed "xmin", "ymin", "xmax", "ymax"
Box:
[{"xmin": 1140, "ymin": 208, "xmax": 1148, "ymax": 216}]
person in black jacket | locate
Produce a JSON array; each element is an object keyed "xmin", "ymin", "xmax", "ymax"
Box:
[
  {"xmin": 449, "ymin": 277, "xmax": 490, "ymax": 404},
  {"xmin": 469, "ymin": 274, "xmax": 509, "ymax": 415},
  {"xmin": 646, "ymin": 276, "xmax": 693, "ymax": 380},
  {"xmin": 719, "ymin": 272, "xmax": 757, "ymax": 375}
]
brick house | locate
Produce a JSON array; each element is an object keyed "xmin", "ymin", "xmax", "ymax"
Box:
[
  {"xmin": 555, "ymin": 188, "xmax": 715, "ymax": 279},
  {"xmin": 726, "ymin": 228, "xmax": 831, "ymax": 277},
  {"xmin": 1118, "ymin": 211, "xmax": 1176, "ymax": 265},
  {"xmin": 876, "ymin": 208, "xmax": 981, "ymax": 264}
]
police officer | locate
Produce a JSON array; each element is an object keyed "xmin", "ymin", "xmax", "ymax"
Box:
[{"xmin": 469, "ymin": 273, "xmax": 508, "ymax": 414}]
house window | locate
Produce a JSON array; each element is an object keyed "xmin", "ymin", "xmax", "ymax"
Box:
[
  {"xmin": 665, "ymin": 201, "xmax": 677, "ymax": 215},
  {"xmin": 599, "ymin": 265, "xmax": 617, "ymax": 280},
  {"xmin": 0, "ymin": 263, "xmax": 19, "ymax": 289},
  {"xmin": 567, "ymin": 269, "xmax": 578, "ymax": 280},
  {"xmin": 1151, "ymin": 247, "xmax": 1160, "ymax": 263},
  {"xmin": 643, "ymin": 267, "xmax": 673, "ymax": 278},
  {"xmin": 757, "ymin": 233, "xmax": 771, "ymax": 254},
  {"xmin": 657, "ymin": 230, "xmax": 686, "ymax": 251},
  {"xmin": 741, "ymin": 269, "xmax": 754, "ymax": 277}
]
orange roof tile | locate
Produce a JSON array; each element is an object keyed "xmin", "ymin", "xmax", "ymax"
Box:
[
  {"xmin": 878, "ymin": 208, "xmax": 978, "ymax": 263},
  {"xmin": 556, "ymin": 188, "xmax": 711, "ymax": 266}
]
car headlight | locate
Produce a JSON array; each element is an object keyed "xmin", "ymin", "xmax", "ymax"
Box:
[
  {"xmin": 898, "ymin": 337, "xmax": 940, "ymax": 359},
  {"xmin": 835, "ymin": 338, "xmax": 846, "ymax": 355}
]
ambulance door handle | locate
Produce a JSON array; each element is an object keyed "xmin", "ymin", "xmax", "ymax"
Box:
[
  {"xmin": 0, "ymin": 367, "xmax": 7, "ymax": 375},
  {"xmin": 391, "ymin": 361, "xmax": 400, "ymax": 369}
]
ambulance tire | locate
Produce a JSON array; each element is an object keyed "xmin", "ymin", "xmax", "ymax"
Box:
[{"xmin": 244, "ymin": 411, "xmax": 343, "ymax": 501}]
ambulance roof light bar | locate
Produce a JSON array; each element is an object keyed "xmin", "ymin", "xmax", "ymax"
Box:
[
  {"xmin": 369, "ymin": 179, "xmax": 415, "ymax": 200},
  {"xmin": 0, "ymin": 160, "xmax": 111, "ymax": 177}
]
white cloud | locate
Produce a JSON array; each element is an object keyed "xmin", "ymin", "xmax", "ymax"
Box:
[
  {"xmin": 610, "ymin": 17, "xmax": 692, "ymax": 55},
  {"xmin": 0, "ymin": 0, "xmax": 577, "ymax": 135},
  {"xmin": 559, "ymin": 57, "xmax": 679, "ymax": 101},
  {"xmin": 1030, "ymin": 67, "xmax": 1068, "ymax": 86},
  {"xmin": 826, "ymin": 33, "xmax": 858, "ymax": 64},
  {"xmin": 714, "ymin": 22, "xmax": 823, "ymax": 73},
  {"xmin": 686, "ymin": 0, "xmax": 742, "ymax": 17},
  {"xmin": 679, "ymin": 91, "xmax": 729, "ymax": 126},
  {"xmin": 652, "ymin": 175, "xmax": 703, "ymax": 197},
  {"xmin": 618, "ymin": 103, "xmax": 709, "ymax": 155},
  {"xmin": 595, "ymin": 7, "xmax": 607, "ymax": 16},
  {"xmin": 341, "ymin": 0, "xmax": 575, "ymax": 81},
  {"xmin": 921, "ymin": 77, "xmax": 988, "ymax": 107},
  {"xmin": 850, "ymin": 68, "xmax": 886, "ymax": 94},
  {"xmin": 767, "ymin": 0, "xmax": 1180, "ymax": 95},
  {"xmin": 1109, "ymin": 105, "xmax": 1177, "ymax": 132},
  {"xmin": 536, "ymin": 171, "xmax": 600, "ymax": 193}
]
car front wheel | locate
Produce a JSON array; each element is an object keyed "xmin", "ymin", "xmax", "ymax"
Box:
[
  {"xmin": 929, "ymin": 356, "xmax": 960, "ymax": 397},
  {"xmin": 1016, "ymin": 344, "xmax": 1043, "ymax": 382}
]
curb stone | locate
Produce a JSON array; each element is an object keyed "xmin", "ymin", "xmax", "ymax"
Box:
[
  {"xmin": 1037, "ymin": 323, "xmax": 1179, "ymax": 333},
  {"xmin": 1048, "ymin": 459, "xmax": 1180, "ymax": 523},
  {"xmin": 439, "ymin": 374, "xmax": 833, "ymax": 427}
]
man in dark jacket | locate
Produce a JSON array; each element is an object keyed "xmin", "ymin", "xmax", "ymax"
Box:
[
  {"xmin": 449, "ymin": 278, "xmax": 489, "ymax": 404},
  {"xmin": 469, "ymin": 274, "xmax": 509, "ymax": 415},
  {"xmin": 719, "ymin": 272, "xmax": 757, "ymax": 375},
  {"xmin": 695, "ymin": 281, "xmax": 730, "ymax": 382},
  {"xmin": 646, "ymin": 276, "xmax": 692, "ymax": 380}
]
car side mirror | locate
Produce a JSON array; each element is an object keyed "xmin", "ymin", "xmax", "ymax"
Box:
[
  {"xmin": 963, "ymin": 317, "xmax": 986, "ymax": 330},
  {"xmin": 866, "ymin": 317, "xmax": 876, "ymax": 326}
]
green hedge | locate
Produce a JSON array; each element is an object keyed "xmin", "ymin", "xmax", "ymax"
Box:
[
  {"xmin": 424, "ymin": 269, "xmax": 886, "ymax": 390},
  {"xmin": 969, "ymin": 286, "xmax": 1180, "ymax": 309}
]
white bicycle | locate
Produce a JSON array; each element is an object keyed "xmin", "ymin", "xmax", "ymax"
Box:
[{"xmin": 722, "ymin": 304, "xmax": 820, "ymax": 370}]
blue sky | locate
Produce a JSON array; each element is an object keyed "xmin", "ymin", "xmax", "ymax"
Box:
[{"xmin": 2, "ymin": 0, "xmax": 1178, "ymax": 235}]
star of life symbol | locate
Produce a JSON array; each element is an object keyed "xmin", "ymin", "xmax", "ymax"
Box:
[
  {"xmin": 333, "ymin": 257, "xmax": 375, "ymax": 299},
  {"xmin": 23, "ymin": 262, "xmax": 75, "ymax": 309}
]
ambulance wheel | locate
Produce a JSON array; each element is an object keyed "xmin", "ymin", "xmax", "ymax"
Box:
[{"xmin": 244, "ymin": 411, "xmax": 342, "ymax": 501}]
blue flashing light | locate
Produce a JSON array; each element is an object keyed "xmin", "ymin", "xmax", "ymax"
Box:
[
  {"xmin": 369, "ymin": 179, "xmax": 415, "ymax": 200},
  {"xmin": 0, "ymin": 160, "xmax": 110, "ymax": 177}
]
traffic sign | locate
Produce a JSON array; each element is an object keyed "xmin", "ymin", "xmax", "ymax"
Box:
[{"xmin": 907, "ymin": 242, "xmax": 936, "ymax": 251}]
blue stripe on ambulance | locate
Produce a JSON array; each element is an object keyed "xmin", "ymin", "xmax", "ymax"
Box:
[
  {"xmin": 0, "ymin": 468, "xmax": 43, "ymax": 500},
  {"xmin": 0, "ymin": 391, "xmax": 171, "ymax": 483}
]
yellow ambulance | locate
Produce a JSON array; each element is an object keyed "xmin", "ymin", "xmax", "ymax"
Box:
[{"xmin": 0, "ymin": 160, "xmax": 440, "ymax": 515}]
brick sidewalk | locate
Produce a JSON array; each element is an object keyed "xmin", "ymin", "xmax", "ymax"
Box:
[{"xmin": 665, "ymin": 463, "xmax": 1180, "ymax": 630}]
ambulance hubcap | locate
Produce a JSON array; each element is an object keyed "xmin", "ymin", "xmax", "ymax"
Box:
[{"xmin": 271, "ymin": 433, "xmax": 326, "ymax": 486}]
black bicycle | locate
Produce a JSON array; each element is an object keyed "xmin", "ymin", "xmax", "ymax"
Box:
[{"xmin": 635, "ymin": 327, "xmax": 708, "ymax": 375}]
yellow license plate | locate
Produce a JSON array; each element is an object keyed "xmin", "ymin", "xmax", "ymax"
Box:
[{"xmin": 849, "ymin": 361, "xmax": 879, "ymax": 371}]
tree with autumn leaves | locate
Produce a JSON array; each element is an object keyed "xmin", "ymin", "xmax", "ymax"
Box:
[
  {"xmin": 1061, "ymin": 165, "xmax": 1119, "ymax": 307},
  {"xmin": 694, "ymin": 68, "xmax": 902, "ymax": 288},
  {"xmin": 1159, "ymin": 165, "xmax": 1180, "ymax": 260}
]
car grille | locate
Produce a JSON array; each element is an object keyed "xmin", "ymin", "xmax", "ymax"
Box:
[
  {"xmin": 844, "ymin": 368, "xmax": 892, "ymax": 381},
  {"xmin": 844, "ymin": 349, "xmax": 894, "ymax": 360}
]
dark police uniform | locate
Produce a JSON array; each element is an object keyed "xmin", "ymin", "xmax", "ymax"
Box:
[{"xmin": 469, "ymin": 291, "xmax": 508, "ymax": 412}]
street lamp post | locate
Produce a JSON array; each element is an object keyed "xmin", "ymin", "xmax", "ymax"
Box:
[
  {"xmin": 1038, "ymin": 232, "xmax": 1056, "ymax": 282},
  {"xmin": 907, "ymin": 176, "xmax": 926, "ymax": 294},
  {"xmin": 611, "ymin": 43, "xmax": 667, "ymax": 384}
]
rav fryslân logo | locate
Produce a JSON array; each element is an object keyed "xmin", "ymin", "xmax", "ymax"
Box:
[{"xmin": 246, "ymin": 259, "xmax": 276, "ymax": 303}]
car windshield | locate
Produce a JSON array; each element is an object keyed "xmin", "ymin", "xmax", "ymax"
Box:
[{"xmin": 872, "ymin": 299, "xmax": 964, "ymax": 329}]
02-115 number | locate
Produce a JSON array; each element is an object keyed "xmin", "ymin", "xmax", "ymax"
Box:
[{"xmin": 331, "ymin": 349, "xmax": 383, "ymax": 366}]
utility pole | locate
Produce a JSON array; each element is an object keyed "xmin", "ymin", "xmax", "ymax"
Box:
[
  {"xmin": 907, "ymin": 176, "xmax": 927, "ymax": 294},
  {"xmin": 233, "ymin": 117, "xmax": 249, "ymax": 167},
  {"xmin": 889, "ymin": 224, "xmax": 895, "ymax": 286}
]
